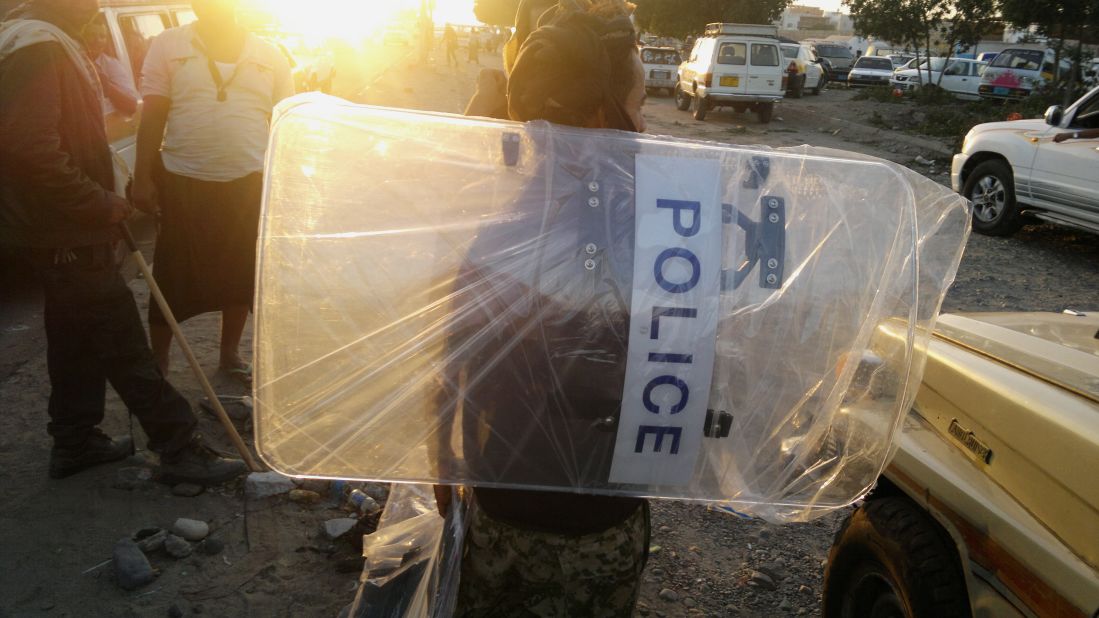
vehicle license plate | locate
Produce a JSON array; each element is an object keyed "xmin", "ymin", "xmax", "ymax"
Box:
[
  {"xmin": 994, "ymin": 86, "xmax": 1009, "ymax": 95},
  {"xmin": 653, "ymin": 70, "xmax": 670, "ymax": 79},
  {"xmin": 720, "ymin": 76, "xmax": 740, "ymax": 87}
]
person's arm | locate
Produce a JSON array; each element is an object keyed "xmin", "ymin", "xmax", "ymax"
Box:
[
  {"xmin": 131, "ymin": 95, "xmax": 168, "ymax": 213},
  {"xmin": 131, "ymin": 32, "xmax": 173, "ymax": 214},
  {"xmin": 99, "ymin": 56, "xmax": 139, "ymax": 116},
  {"xmin": 1052, "ymin": 127, "xmax": 1099, "ymax": 142},
  {"xmin": 103, "ymin": 77, "xmax": 139, "ymax": 116},
  {"xmin": 0, "ymin": 43, "xmax": 129, "ymax": 225}
]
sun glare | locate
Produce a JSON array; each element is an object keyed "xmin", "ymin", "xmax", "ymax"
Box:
[{"xmin": 240, "ymin": 0, "xmax": 479, "ymax": 43}]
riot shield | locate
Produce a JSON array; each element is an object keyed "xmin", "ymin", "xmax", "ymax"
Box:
[{"xmin": 254, "ymin": 95, "xmax": 969, "ymax": 521}]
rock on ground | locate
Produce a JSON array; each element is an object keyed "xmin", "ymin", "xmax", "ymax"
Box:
[
  {"xmin": 198, "ymin": 538, "xmax": 224, "ymax": 556},
  {"xmin": 112, "ymin": 539, "xmax": 155, "ymax": 590},
  {"xmin": 164, "ymin": 534, "xmax": 192, "ymax": 559},
  {"xmin": 172, "ymin": 518, "xmax": 209, "ymax": 542},
  {"xmin": 322, "ymin": 518, "xmax": 358, "ymax": 540},
  {"xmin": 245, "ymin": 471, "xmax": 296, "ymax": 499},
  {"xmin": 134, "ymin": 528, "xmax": 167, "ymax": 553},
  {"xmin": 288, "ymin": 489, "xmax": 321, "ymax": 504}
]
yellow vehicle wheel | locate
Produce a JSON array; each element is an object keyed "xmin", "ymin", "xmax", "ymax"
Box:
[{"xmin": 823, "ymin": 497, "xmax": 970, "ymax": 618}]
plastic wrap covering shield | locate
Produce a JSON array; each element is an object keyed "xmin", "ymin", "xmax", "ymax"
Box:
[
  {"xmin": 345, "ymin": 485, "xmax": 466, "ymax": 618},
  {"xmin": 255, "ymin": 95, "xmax": 969, "ymax": 521}
]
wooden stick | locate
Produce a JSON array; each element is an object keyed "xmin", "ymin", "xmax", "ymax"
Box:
[{"xmin": 120, "ymin": 223, "xmax": 262, "ymax": 472}]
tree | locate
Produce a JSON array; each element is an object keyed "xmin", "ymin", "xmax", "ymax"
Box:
[
  {"xmin": 929, "ymin": 0, "xmax": 999, "ymax": 86},
  {"xmin": 1000, "ymin": 0, "xmax": 1099, "ymax": 103},
  {"xmin": 846, "ymin": 0, "xmax": 944, "ymax": 85},
  {"xmin": 633, "ymin": 0, "xmax": 793, "ymax": 39}
]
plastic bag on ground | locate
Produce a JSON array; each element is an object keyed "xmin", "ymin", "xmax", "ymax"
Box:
[{"xmin": 344, "ymin": 484, "xmax": 467, "ymax": 618}]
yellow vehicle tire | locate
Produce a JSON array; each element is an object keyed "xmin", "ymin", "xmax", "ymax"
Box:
[{"xmin": 823, "ymin": 496, "xmax": 971, "ymax": 618}]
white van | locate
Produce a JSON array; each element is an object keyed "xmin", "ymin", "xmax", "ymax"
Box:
[
  {"xmin": 978, "ymin": 48, "xmax": 1073, "ymax": 100},
  {"xmin": 640, "ymin": 46, "xmax": 681, "ymax": 95},
  {"xmin": 91, "ymin": 0, "xmax": 196, "ymax": 192},
  {"xmin": 674, "ymin": 23, "xmax": 784, "ymax": 123}
]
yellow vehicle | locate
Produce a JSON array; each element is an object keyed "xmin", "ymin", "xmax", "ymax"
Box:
[{"xmin": 824, "ymin": 311, "xmax": 1099, "ymax": 617}]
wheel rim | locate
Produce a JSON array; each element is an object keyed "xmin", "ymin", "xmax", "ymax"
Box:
[
  {"xmin": 845, "ymin": 569, "xmax": 906, "ymax": 618},
  {"xmin": 968, "ymin": 173, "xmax": 1006, "ymax": 222}
]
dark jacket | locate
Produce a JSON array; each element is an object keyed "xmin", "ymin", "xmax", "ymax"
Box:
[
  {"xmin": 0, "ymin": 33, "xmax": 117, "ymax": 248},
  {"xmin": 436, "ymin": 128, "xmax": 644, "ymax": 534}
]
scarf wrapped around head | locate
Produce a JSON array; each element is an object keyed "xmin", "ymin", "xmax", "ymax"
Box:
[{"xmin": 507, "ymin": 4, "xmax": 638, "ymax": 131}]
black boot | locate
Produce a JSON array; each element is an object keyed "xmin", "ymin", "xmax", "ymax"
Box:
[
  {"xmin": 49, "ymin": 428, "xmax": 133, "ymax": 479},
  {"xmin": 159, "ymin": 434, "xmax": 248, "ymax": 486}
]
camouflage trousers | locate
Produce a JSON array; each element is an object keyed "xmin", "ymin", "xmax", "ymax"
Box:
[{"xmin": 454, "ymin": 501, "xmax": 650, "ymax": 617}]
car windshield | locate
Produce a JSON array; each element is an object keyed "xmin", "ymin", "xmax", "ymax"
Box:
[
  {"xmin": 641, "ymin": 48, "xmax": 681, "ymax": 65},
  {"xmin": 816, "ymin": 45, "xmax": 852, "ymax": 59},
  {"xmin": 991, "ymin": 49, "xmax": 1044, "ymax": 71},
  {"xmin": 782, "ymin": 45, "xmax": 798, "ymax": 59},
  {"xmin": 854, "ymin": 57, "xmax": 892, "ymax": 70}
]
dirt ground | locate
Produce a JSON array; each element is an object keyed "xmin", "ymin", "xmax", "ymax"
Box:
[{"xmin": 2, "ymin": 48, "xmax": 1097, "ymax": 618}]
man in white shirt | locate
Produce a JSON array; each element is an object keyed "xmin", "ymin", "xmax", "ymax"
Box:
[
  {"xmin": 81, "ymin": 18, "xmax": 138, "ymax": 116},
  {"xmin": 130, "ymin": 0, "xmax": 292, "ymax": 383}
]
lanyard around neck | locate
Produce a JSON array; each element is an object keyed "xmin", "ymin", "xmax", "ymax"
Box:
[{"xmin": 192, "ymin": 35, "xmax": 243, "ymax": 102}]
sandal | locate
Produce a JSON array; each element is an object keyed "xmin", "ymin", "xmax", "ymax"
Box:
[{"xmin": 220, "ymin": 363, "xmax": 253, "ymax": 387}]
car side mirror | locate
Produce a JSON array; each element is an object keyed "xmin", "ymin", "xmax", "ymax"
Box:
[{"xmin": 1044, "ymin": 105, "xmax": 1063, "ymax": 126}]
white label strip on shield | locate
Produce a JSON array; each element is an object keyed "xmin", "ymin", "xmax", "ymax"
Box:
[{"xmin": 609, "ymin": 154, "xmax": 724, "ymax": 487}]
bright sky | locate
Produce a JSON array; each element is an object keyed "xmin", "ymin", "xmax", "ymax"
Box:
[
  {"xmin": 244, "ymin": 0, "xmax": 480, "ymax": 42},
  {"xmin": 793, "ymin": 0, "xmax": 846, "ymax": 12}
]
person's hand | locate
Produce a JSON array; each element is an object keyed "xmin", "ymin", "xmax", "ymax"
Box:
[
  {"xmin": 106, "ymin": 193, "xmax": 134, "ymax": 224},
  {"xmin": 130, "ymin": 173, "xmax": 158, "ymax": 215},
  {"xmin": 464, "ymin": 68, "xmax": 508, "ymax": 118},
  {"xmin": 1052, "ymin": 132, "xmax": 1072, "ymax": 143},
  {"xmin": 433, "ymin": 484, "xmax": 453, "ymax": 516}
]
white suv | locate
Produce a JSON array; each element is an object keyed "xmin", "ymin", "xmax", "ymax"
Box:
[
  {"xmin": 674, "ymin": 23, "xmax": 784, "ymax": 123},
  {"xmin": 951, "ymin": 86, "xmax": 1099, "ymax": 236}
]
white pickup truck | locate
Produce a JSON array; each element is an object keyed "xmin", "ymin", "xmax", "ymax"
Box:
[{"xmin": 951, "ymin": 86, "xmax": 1099, "ymax": 236}]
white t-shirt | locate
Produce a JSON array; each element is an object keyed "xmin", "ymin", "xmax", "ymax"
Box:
[
  {"xmin": 95, "ymin": 53, "xmax": 138, "ymax": 115},
  {"xmin": 140, "ymin": 24, "xmax": 293, "ymax": 182}
]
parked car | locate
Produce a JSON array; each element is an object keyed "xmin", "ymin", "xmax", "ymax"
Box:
[
  {"xmin": 895, "ymin": 57, "xmax": 920, "ymax": 72},
  {"xmin": 886, "ymin": 53, "xmax": 914, "ymax": 69},
  {"xmin": 780, "ymin": 42, "xmax": 825, "ymax": 97},
  {"xmin": 890, "ymin": 57, "xmax": 988, "ymax": 100},
  {"xmin": 675, "ymin": 23, "xmax": 784, "ymax": 123},
  {"xmin": 823, "ymin": 311, "xmax": 1099, "ymax": 618},
  {"xmin": 1086, "ymin": 57, "xmax": 1099, "ymax": 87},
  {"xmin": 640, "ymin": 46, "xmax": 681, "ymax": 96},
  {"xmin": 976, "ymin": 51, "xmax": 999, "ymax": 63},
  {"xmin": 978, "ymin": 47, "xmax": 1074, "ymax": 100},
  {"xmin": 846, "ymin": 56, "xmax": 894, "ymax": 87},
  {"xmin": 952, "ymin": 86, "xmax": 1099, "ymax": 236},
  {"xmin": 808, "ymin": 41, "xmax": 855, "ymax": 81}
]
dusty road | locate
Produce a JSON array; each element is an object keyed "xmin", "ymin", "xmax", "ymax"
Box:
[{"xmin": 1, "ymin": 48, "xmax": 1097, "ymax": 618}]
